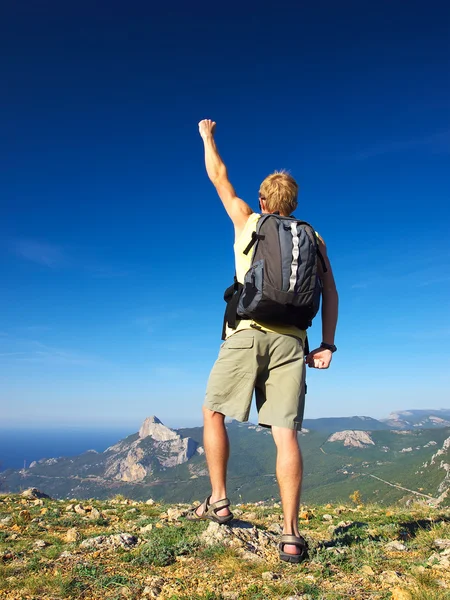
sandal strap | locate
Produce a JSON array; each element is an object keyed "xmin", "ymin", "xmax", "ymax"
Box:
[
  {"xmin": 280, "ymin": 534, "xmax": 307, "ymax": 547},
  {"xmin": 192, "ymin": 496, "xmax": 210, "ymax": 516},
  {"xmin": 207, "ymin": 498, "xmax": 231, "ymax": 515}
]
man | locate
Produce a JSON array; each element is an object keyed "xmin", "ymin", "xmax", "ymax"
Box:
[{"xmin": 187, "ymin": 119, "xmax": 338, "ymax": 563}]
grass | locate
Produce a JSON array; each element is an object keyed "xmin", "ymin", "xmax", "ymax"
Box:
[
  {"xmin": 0, "ymin": 494, "xmax": 449, "ymax": 599},
  {"xmin": 129, "ymin": 521, "xmax": 204, "ymax": 566}
]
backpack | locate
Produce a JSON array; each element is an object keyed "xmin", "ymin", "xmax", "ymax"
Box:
[{"xmin": 222, "ymin": 214, "xmax": 326, "ymax": 340}]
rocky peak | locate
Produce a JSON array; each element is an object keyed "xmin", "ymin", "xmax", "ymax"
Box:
[
  {"xmin": 327, "ymin": 430, "xmax": 375, "ymax": 448},
  {"xmin": 139, "ymin": 416, "xmax": 178, "ymax": 441},
  {"xmin": 102, "ymin": 417, "xmax": 199, "ymax": 482}
]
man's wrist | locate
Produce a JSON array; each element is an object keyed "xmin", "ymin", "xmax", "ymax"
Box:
[{"xmin": 320, "ymin": 342, "xmax": 337, "ymax": 353}]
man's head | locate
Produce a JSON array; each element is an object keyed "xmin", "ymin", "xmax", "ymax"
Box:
[{"xmin": 259, "ymin": 170, "xmax": 298, "ymax": 216}]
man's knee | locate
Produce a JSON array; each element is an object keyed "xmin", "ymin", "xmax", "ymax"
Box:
[{"xmin": 272, "ymin": 426, "xmax": 300, "ymax": 448}]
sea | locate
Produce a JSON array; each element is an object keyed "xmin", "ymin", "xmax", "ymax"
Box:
[{"xmin": 0, "ymin": 427, "xmax": 133, "ymax": 471}]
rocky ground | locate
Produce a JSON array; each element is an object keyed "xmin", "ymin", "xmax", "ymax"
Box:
[{"xmin": 0, "ymin": 489, "xmax": 449, "ymax": 600}]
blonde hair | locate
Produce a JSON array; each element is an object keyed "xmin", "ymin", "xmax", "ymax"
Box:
[{"xmin": 259, "ymin": 170, "xmax": 298, "ymax": 215}]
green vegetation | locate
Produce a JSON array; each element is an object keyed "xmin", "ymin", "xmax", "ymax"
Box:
[
  {"xmin": 1, "ymin": 423, "xmax": 449, "ymax": 508},
  {"xmin": 1, "ymin": 492, "xmax": 449, "ymax": 599}
]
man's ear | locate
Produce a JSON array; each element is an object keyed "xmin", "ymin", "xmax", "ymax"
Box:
[{"xmin": 259, "ymin": 197, "xmax": 266, "ymax": 213}]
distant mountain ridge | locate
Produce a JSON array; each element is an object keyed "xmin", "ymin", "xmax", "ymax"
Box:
[
  {"xmin": 380, "ymin": 409, "xmax": 450, "ymax": 430},
  {"xmin": 303, "ymin": 409, "xmax": 450, "ymax": 432},
  {"xmin": 1, "ymin": 409, "xmax": 450, "ymax": 506}
]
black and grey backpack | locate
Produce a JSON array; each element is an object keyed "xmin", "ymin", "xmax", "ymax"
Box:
[{"xmin": 222, "ymin": 214, "xmax": 326, "ymax": 340}]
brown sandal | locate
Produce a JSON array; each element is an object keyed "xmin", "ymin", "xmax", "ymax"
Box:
[
  {"xmin": 186, "ymin": 496, "xmax": 233, "ymax": 524},
  {"xmin": 279, "ymin": 534, "xmax": 309, "ymax": 564}
]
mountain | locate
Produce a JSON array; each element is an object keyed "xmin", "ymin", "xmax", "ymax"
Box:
[
  {"xmin": 302, "ymin": 410, "xmax": 450, "ymax": 432},
  {"xmin": 302, "ymin": 416, "xmax": 390, "ymax": 432},
  {"xmin": 381, "ymin": 409, "xmax": 450, "ymax": 430},
  {"xmin": 2, "ymin": 414, "xmax": 450, "ymax": 507}
]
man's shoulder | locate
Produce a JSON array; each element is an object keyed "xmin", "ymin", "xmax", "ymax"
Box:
[{"xmin": 234, "ymin": 212, "xmax": 260, "ymax": 243}]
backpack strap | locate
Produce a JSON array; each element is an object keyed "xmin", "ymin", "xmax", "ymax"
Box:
[
  {"xmin": 304, "ymin": 335, "xmax": 309, "ymax": 396},
  {"xmin": 221, "ymin": 276, "xmax": 244, "ymax": 340},
  {"xmin": 317, "ymin": 248, "xmax": 327, "ymax": 273},
  {"xmin": 243, "ymin": 230, "xmax": 265, "ymax": 256}
]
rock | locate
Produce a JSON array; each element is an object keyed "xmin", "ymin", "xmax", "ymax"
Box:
[
  {"xmin": 322, "ymin": 514, "xmax": 333, "ymax": 521},
  {"xmin": 327, "ymin": 547, "xmax": 346, "ymax": 555},
  {"xmin": 432, "ymin": 556, "xmax": 450, "ymax": 570},
  {"xmin": 267, "ymin": 523, "xmax": 283, "ymax": 534},
  {"xmin": 145, "ymin": 499, "xmax": 155, "ymax": 505},
  {"xmin": 65, "ymin": 528, "xmax": 81, "ymax": 543},
  {"xmin": 21, "ymin": 488, "xmax": 51, "ymax": 500},
  {"xmin": 262, "ymin": 571, "xmax": 279, "ymax": 581},
  {"xmin": 80, "ymin": 533, "xmax": 138, "ymax": 551},
  {"xmin": 34, "ymin": 539, "xmax": 48, "ymax": 549},
  {"xmin": 125, "ymin": 508, "xmax": 138, "ymax": 514},
  {"xmin": 428, "ymin": 552, "xmax": 441, "ymax": 564},
  {"xmin": 88, "ymin": 508, "xmax": 101, "ymax": 519},
  {"xmin": 361, "ymin": 565, "xmax": 375, "ymax": 576},
  {"xmin": 139, "ymin": 416, "xmax": 177, "ymax": 441},
  {"xmin": 434, "ymin": 538, "xmax": 450, "ymax": 549},
  {"xmin": 380, "ymin": 570, "xmax": 402, "ymax": 584},
  {"xmin": 390, "ymin": 588, "xmax": 412, "ymax": 600},
  {"xmin": 327, "ymin": 430, "xmax": 375, "ymax": 448},
  {"xmin": 167, "ymin": 507, "xmax": 185, "ymax": 521},
  {"xmin": 59, "ymin": 551, "xmax": 73, "ymax": 558},
  {"xmin": 0, "ymin": 516, "xmax": 12, "ymax": 525},
  {"xmin": 74, "ymin": 504, "xmax": 86, "ymax": 516},
  {"xmin": 65, "ymin": 504, "xmax": 74, "ymax": 512},
  {"xmin": 333, "ymin": 505, "xmax": 347, "ymax": 514},
  {"xmin": 104, "ymin": 417, "xmax": 199, "ymax": 482},
  {"xmin": 411, "ymin": 565, "xmax": 426, "ymax": 575},
  {"xmin": 33, "ymin": 499, "xmax": 44, "ymax": 506},
  {"xmin": 242, "ymin": 512, "xmax": 257, "ymax": 521},
  {"xmin": 337, "ymin": 520, "xmax": 353, "ymax": 528},
  {"xmin": 140, "ymin": 524, "xmax": 154, "ymax": 533},
  {"xmin": 299, "ymin": 510, "xmax": 312, "ymax": 520},
  {"xmin": 200, "ymin": 521, "xmax": 278, "ymax": 560},
  {"xmin": 385, "ymin": 541, "xmax": 407, "ymax": 551},
  {"xmin": 201, "ymin": 522, "xmax": 229, "ymax": 546},
  {"xmin": 222, "ymin": 593, "xmax": 240, "ymax": 600},
  {"xmin": 142, "ymin": 577, "xmax": 165, "ymax": 598}
]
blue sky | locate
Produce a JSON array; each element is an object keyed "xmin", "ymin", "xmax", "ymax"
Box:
[{"xmin": 1, "ymin": 1, "xmax": 449, "ymax": 429}]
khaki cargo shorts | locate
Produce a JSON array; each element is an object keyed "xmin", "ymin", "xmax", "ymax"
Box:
[{"xmin": 204, "ymin": 329, "xmax": 306, "ymax": 430}]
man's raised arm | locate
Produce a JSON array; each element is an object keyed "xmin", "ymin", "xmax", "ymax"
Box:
[{"xmin": 199, "ymin": 119, "xmax": 252, "ymax": 235}]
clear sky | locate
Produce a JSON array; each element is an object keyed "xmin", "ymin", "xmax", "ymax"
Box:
[{"xmin": 2, "ymin": 1, "xmax": 449, "ymax": 430}]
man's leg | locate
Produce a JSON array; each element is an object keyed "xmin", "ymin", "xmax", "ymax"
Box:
[
  {"xmin": 272, "ymin": 426, "xmax": 303, "ymax": 555},
  {"xmin": 196, "ymin": 406, "xmax": 231, "ymax": 517}
]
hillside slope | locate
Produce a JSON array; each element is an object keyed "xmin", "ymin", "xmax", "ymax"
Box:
[{"xmin": 2, "ymin": 419, "xmax": 450, "ymax": 507}]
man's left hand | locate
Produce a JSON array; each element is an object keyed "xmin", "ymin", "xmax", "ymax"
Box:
[{"xmin": 305, "ymin": 348, "xmax": 333, "ymax": 369}]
